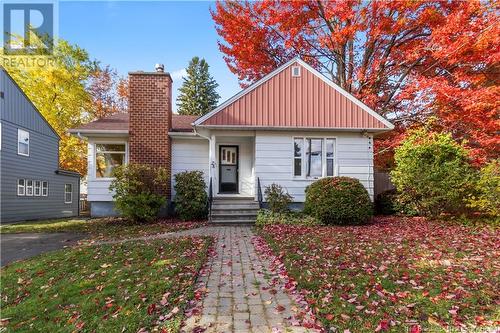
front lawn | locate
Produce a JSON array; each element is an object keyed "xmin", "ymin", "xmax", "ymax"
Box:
[
  {"xmin": 0, "ymin": 236, "xmax": 212, "ymax": 332},
  {"xmin": 258, "ymin": 216, "xmax": 500, "ymax": 332},
  {"xmin": 0, "ymin": 218, "xmax": 205, "ymax": 241}
]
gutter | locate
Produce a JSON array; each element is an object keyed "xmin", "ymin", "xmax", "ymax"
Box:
[
  {"xmin": 193, "ymin": 125, "xmax": 392, "ymax": 132},
  {"xmin": 55, "ymin": 169, "xmax": 81, "ymax": 178},
  {"xmin": 168, "ymin": 131, "xmax": 200, "ymax": 138},
  {"xmin": 68, "ymin": 129, "xmax": 129, "ymax": 135}
]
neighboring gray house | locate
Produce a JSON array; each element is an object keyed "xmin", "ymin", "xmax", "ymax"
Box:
[{"xmin": 0, "ymin": 67, "xmax": 80, "ymax": 223}]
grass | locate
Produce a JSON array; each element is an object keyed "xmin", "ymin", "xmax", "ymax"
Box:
[
  {"xmin": 0, "ymin": 236, "xmax": 212, "ymax": 332},
  {"xmin": 258, "ymin": 216, "xmax": 500, "ymax": 332},
  {"xmin": 0, "ymin": 218, "xmax": 205, "ymax": 241}
]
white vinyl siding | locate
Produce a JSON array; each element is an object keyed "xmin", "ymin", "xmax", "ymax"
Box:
[
  {"xmin": 255, "ymin": 131, "xmax": 374, "ymax": 202},
  {"xmin": 171, "ymin": 138, "xmax": 209, "ymax": 198}
]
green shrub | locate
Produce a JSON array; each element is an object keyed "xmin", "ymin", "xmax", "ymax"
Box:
[
  {"xmin": 110, "ymin": 164, "xmax": 169, "ymax": 222},
  {"xmin": 391, "ymin": 128, "xmax": 476, "ymax": 217},
  {"xmin": 264, "ymin": 183, "xmax": 292, "ymax": 213},
  {"xmin": 174, "ymin": 171, "xmax": 207, "ymax": 220},
  {"xmin": 374, "ymin": 189, "xmax": 398, "ymax": 215},
  {"xmin": 304, "ymin": 177, "xmax": 373, "ymax": 225},
  {"xmin": 255, "ymin": 210, "xmax": 322, "ymax": 227},
  {"xmin": 374, "ymin": 189, "xmax": 419, "ymax": 216},
  {"xmin": 467, "ymin": 159, "xmax": 500, "ymax": 217}
]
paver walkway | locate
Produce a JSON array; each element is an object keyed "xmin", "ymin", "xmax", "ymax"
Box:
[{"xmin": 182, "ymin": 226, "xmax": 319, "ymax": 333}]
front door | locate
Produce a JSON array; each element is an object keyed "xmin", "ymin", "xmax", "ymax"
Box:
[{"xmin": 219, "ymin": 145, "xmax": 238, "ymax": 193}]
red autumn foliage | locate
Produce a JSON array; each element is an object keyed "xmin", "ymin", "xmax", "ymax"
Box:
[
  {"xmin": 87, "ymin": 65, "xmax": 128, "ymax": 120},
  {"xmin": 257, "ymin": 216, "xmax": 500, "ymax": 331},
  {"xmin": 212, "ymin": 1, "xmax": 499, "ymax": 165}
]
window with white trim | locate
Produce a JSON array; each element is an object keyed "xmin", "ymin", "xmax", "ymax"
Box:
[
  {"xmin": 42, "ymin": 181, "xmax": 48, "ymax": 196},
  {"xmin": 293, "ymin": 137, "xmax": 336, "ymax": 178},
  {"xmin": 293, "ymin": 138, "xmax": 303, "ymax": 176},
  {"xmin": 26, "ymin": 179, "xmax": 33, "ymax": 196},
  {"xmin": 17, "ymin": 179, "xmax": 25, "ymax": 196},
  {"xmin": 326, "ymin": 139, "xmax": 335, "ymax": 176},
  {"xmin": 34, "ymin": 180, "xmax": 41, "ymax": 196},
  {"xmin": 17, "ymin": 129, "xmax": 29, "ymax": 156},
  {"xmin": 95, "ymin": 143, "xmax": 126, "ymax": 178},
  {"xmin": 64, "ymin": 184, "xmax": 72, "ymax": 204}
]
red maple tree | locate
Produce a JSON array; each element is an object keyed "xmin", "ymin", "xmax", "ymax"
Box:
[
  {"xmin": 87, "ymin": 65, "xmax": 128, "ymax": 119},
  {"xmin": 212, "ymin": 0, "xmax": 499, "ymax": 164}
]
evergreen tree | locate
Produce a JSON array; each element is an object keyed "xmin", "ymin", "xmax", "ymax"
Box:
[{"xmin": 176, "ymin": 57, "xmax": 220, "ymax": 116}]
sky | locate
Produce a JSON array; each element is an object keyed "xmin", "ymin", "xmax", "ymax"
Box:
[{"xmin": 58, "ymin": 1, "xmax": 241, "ymax": 112}]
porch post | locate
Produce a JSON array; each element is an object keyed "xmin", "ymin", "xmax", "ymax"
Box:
[{"xmin": 209, "ymin": 134, "xmax": 216, "ymax": 186}]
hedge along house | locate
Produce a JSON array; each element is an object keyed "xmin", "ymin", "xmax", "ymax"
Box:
[
  {"xmin": 70, "ymin": 58, "xmax": 394, "ymax": 223},
  {"xmin": 0, "ymin": 67, "xmax": 80, "ymax": 223}
]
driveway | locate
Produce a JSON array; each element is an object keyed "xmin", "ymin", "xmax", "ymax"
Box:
[{"xmin": 1, "ymin": 233, "xmax": 86, "ymax": 266}]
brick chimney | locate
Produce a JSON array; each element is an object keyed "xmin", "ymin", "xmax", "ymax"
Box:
[{"xmin": 128, "ymin": 65, "xmax": 172, "ymax": 197}]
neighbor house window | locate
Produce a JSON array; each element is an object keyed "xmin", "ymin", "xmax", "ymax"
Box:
[
  {"xmin": 26, "ymin": 180, "xmax": 34, "ymax": 196},
  {"xmin": 293, "ymin": 138, "xmax": 336, "ymax": 178},
  {"xmin": 34, "ymin": 180, "xmax": 41, "ymax": 196},
  {"xmin": 64, "ymin": 184, "xmax": 72, "ymax": 204},
  {"xmin": 18, "ymin": 129, "xmax": 29, "ymax": 156},
  {"xmin": 95, "ymin": 143, "xmax": 126, "ymax": 178},
  {"xmin": 42, "ymin": 181, "xmax": 48, "ymax": 196},
  {"xmin": 17, "ymin": 179, "xmax": 25, "ymax": 196}
]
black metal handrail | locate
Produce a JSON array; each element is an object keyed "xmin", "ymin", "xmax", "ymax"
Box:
[
  {"xmin": 257, "ymin": 177, "xmax": 263, "ymax": 209},
  {"xmin": 208, "ymin": 177, "xmax": 213, "ymax": 222}
]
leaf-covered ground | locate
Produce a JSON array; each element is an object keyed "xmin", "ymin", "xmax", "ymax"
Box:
[
  {"xmin": 258, "ymin": 216, "xmax": 500, "ymax": 332},
  {"xmin": 0, "ymin": 236, "xmax": 212, "ymax": 332},
  {"xmin": 0, "ymin": 218, "xmax": 205, "ymax": 241}
]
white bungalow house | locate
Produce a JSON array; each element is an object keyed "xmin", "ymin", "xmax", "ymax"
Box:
[{"xmin": 70, "ymin": 58, "xmax": 394, "ymax": 223}]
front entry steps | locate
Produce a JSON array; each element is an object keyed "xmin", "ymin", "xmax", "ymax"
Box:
[{"xmin": 210, "ymin": 197, "xmax": 259, "ymax": 224}]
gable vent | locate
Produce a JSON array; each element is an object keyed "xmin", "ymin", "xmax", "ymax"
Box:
[{"xmin": 291, "ymin": 66, "xmax": 301, "ymax": 77}]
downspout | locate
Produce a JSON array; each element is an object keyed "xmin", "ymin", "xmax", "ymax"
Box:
[
  {"xmin": 193, "ymin": 125, "xmax": 214, "ymax": 222},
  {"xmin": 193, "ymin": 125, "xmax": 213, "ymax": 179}
]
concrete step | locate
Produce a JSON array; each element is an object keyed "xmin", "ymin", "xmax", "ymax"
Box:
[
  {"xmin": 209, "ymin": 197, "xmax": 259, "ymax": 224},
  {"xmin": 212, "ymin": 198, "xmax": 257, "ymax": 204},
  {"xmin": 210, "ymin": 221, "xmax": 255, "ymax": 226},
  {"xmin": 211, "ymin": 203, "xmax": 259, "ymax": 210},
  {"xmin": 212, "ymin": 214, "xmax": 257, "ymax": 222},
  {"xmin": 212, "ymin": 209, "xmax": 258, "ymax": 217}
]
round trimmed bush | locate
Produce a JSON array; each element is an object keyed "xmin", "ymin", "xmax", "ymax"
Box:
[{"xmin": 304, "ymin": 177, "xmax": 373, "ymax": 225}]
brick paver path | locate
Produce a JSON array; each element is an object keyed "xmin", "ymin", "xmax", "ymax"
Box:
[{"xmin": 183, "ymin": 226, "xmax": 318, "ymax": 333}]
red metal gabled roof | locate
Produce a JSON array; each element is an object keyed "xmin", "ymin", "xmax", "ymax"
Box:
[{"xmin": 195, "ymin": 58, "xmax": 393, "ymax": 130}]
